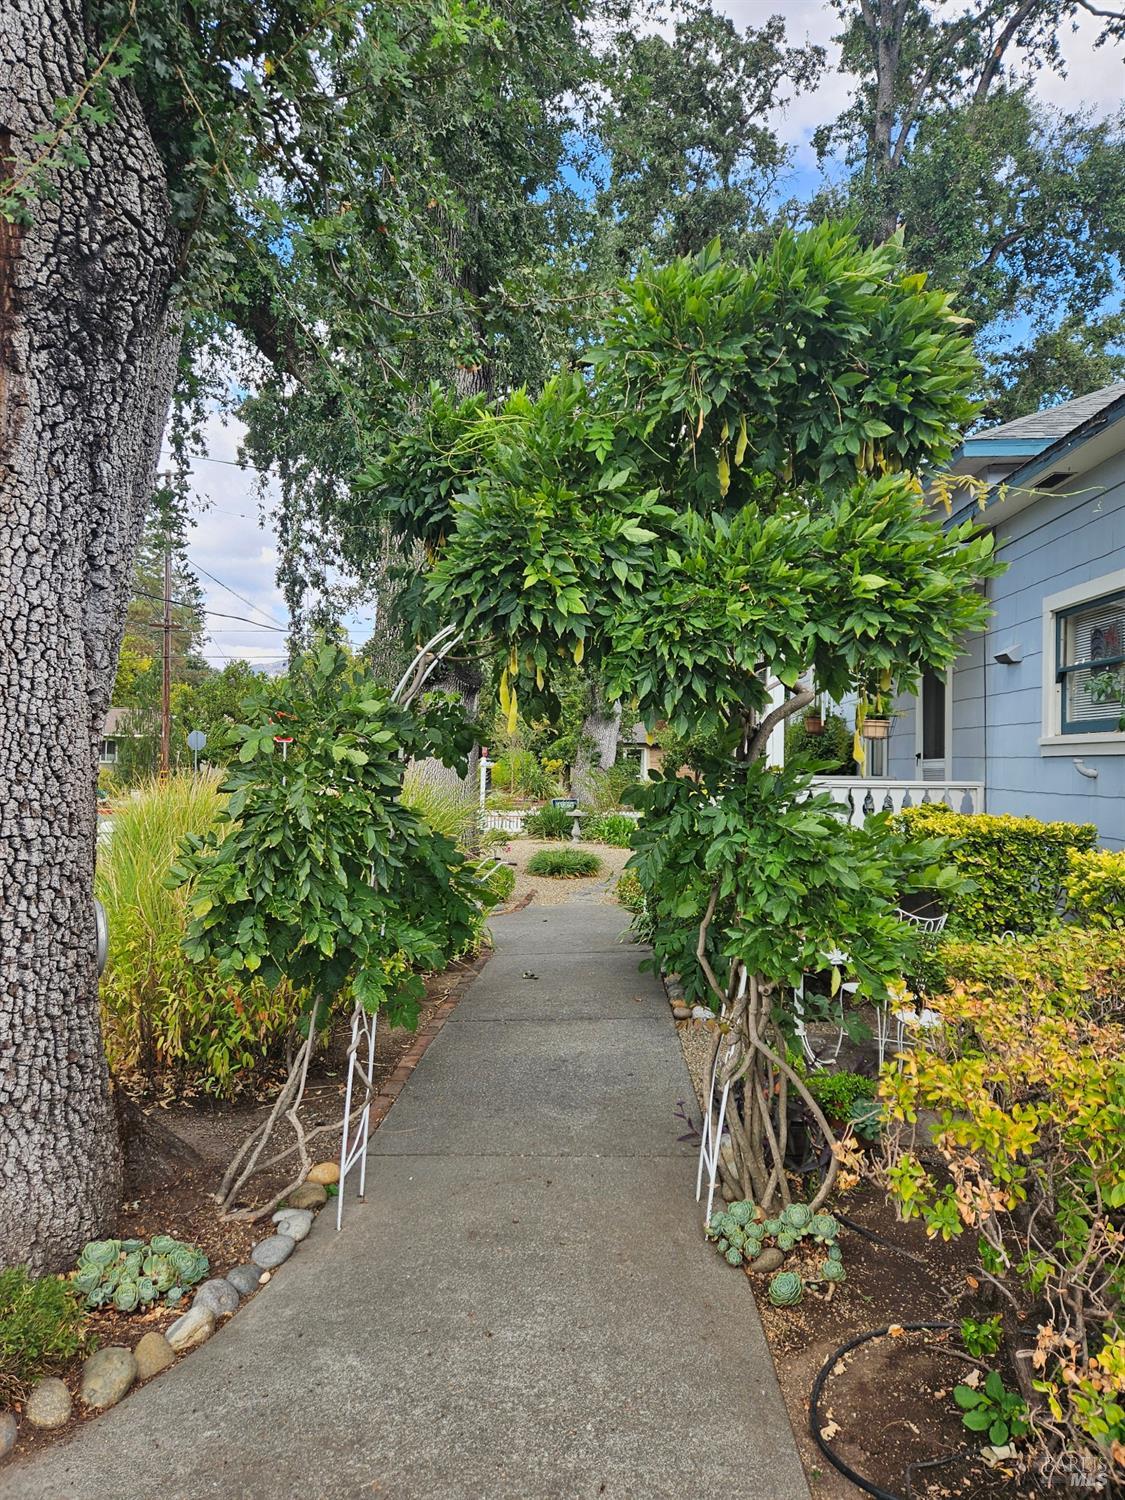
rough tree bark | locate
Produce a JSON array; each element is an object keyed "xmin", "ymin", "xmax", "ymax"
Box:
[
  {"xmin": 570, "ymin": 695, "xmax": 622, "ymax": 803},
  {"xmin": 0, "ymin": 0, "xmax": 182, "ymax": 1270}
]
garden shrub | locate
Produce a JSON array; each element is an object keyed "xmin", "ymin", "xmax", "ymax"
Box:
[
  {"xmin": 910, "ymin": 928, "xmax": 1125, "ymax": 1017},
  {"xmin": 523, "ymin": 804, "xmax": 574, "ymax": 839},
  {"xmin": 615, "ymin": 870, "xmax": 645, "ymax": 913},
  {"xmin": 585, "ymin": 760, "xmax": 642, "ymax": 813},
  {"xmin": 0, "ymin": 1267, "xmax": 90, "ymax": 1400},
  {"xmin": 584, "ymin": 812, "xmax": 637, "ymax": 847},
  {"xmin": 783, "ymin": 708, "xmax": 853, "ymax": 775},
  {"xmin": 1065, "ymin": 848, "xmax": 1125, "ymax": 928},
  {"xmin": 475, "ymin": 860, "xmax": 515, "ymax": 905},
  {"xmin": 880, "ymin": 927, "xmax": 1125, "ymax": 1479},
  {"xmin": 526, "ymin": 848, "xmax": 602, "ymax": 878},
  {"xmin": 400, "ymin": 769, "xmax": 474, "ymax": 844},
  {"xmin": 895, "ymin": 804, "xmax": 1097, "ymax": 935},
  {"xmin": 96, "ymin": 774, "xmax": 296, "ymax": 1096},
  {"xmin": 804, "ymin": 1069, "xmax": 876, "ymax": 1120}
]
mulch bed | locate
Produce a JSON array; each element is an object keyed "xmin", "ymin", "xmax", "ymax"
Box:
[
  {"xmin": 6, "ymin": 946, "xmax": 490, "ymax": 1467},
  {"xmin": 754, "ymin": 1179, "xmax": 1042, "ymax": 1499}
]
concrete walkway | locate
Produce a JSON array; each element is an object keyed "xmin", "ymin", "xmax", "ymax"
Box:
[{"xmin": 3, "ymin": 902, "xmax": 809, "ymax": 1500}]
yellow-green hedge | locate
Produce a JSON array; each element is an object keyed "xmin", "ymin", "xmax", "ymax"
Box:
[
  {"xmin": 895, "ymin": 804, "xmax": 1096, "ymax": 935},
  {"xmin": 911, "ymin": 926, "xmax": 1125, "ymax": 1015},
  {"xmin": 1064, "ymin": 848, "xmax": 1125, "ymax": 928}
]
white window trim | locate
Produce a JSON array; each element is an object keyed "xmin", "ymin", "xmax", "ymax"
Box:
[{"xmin": 1040, "ymin": 567, "xmax": 1125, "ymax": 755}]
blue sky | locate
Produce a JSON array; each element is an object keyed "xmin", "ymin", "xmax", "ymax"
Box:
[{"xmin": 175, "ymin": 1, "xmax": 1124, "ymax": 670}]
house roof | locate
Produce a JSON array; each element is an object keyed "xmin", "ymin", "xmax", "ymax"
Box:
[
  {"xmin": 947, "ymin": 381, "xmax": 1125, "ymax": 528},
  {"xmin": 975, "ymin": 383, "xmax": 1125, "ymax": 443},
  {"xmin": 102, "ymin": 707, "xmax": 132, "ymax": 736}
]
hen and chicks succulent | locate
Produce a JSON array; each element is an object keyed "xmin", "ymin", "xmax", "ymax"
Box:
[
  {"xmin": 706, "ymin": 1198, "xmax": 846, "ymax": 1306},
  {"xmin": 74, "ymin": 1235, "xmax": 209, "ymax": 1312}
]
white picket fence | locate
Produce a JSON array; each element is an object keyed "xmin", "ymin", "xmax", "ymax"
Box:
[{"xmin": 811, "ymin": 777, "xmax": 984, "ymax": 827}]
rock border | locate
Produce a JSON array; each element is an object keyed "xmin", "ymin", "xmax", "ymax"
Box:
[{"xmin": 4, "ymin": 955, "xmax": 486, "ymax": 1463}]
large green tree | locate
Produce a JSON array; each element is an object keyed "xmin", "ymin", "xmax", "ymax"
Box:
[
  {"xmin": 0, "ymin": 0, "xmax": 501, "ymax": 1270},
  {"xmin": 372, "ymin": 224, "xmax": 1002, "ymax": 1210},
  {"xmin": 814, "ymin": 1, "xmax": 1125, "ymax": 412}
]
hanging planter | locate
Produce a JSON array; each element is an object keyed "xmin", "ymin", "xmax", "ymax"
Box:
[
  {"xmin": 861, "ymin": 716, "xmax": 892, "ymax": 741},
  {"xmin": 805, "ymin": 711, "xmax": 824, "ymax": 735}
]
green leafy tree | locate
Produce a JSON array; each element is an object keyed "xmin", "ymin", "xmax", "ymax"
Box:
[
  {"xmin": 383, "ymin": 224, "xmax": 1001, "ymax": 1210},
  {"xmin": 815, "ymin": 2, "xmax": 1125, "ymax": 408},
  {"xmin": 172, "ymin": 641, "xmax": 492, "ymax": 1213},
  {"xmin": 0, "ymin": 0, "xmax": 500, "ymax": 1268}
]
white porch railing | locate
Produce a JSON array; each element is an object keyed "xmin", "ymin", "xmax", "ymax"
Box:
[{"xmin": 811, "ymin": 777, "xmax": 984, "ymax": 828}]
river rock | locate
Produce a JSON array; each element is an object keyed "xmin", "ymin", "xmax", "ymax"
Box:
[
  {"xmin": 271, "ymin": 1207, "xmax": 313, "ymax": 1243},
  {"xmin": 133, "ymin": 1331, "xmax": 175, "ymax": 1380},
  {"xmin": 251, "ymin": 1232, "xmax": 295, "ymax": 1269},
  {"xmin": 306, "ymin": 1160, "xmax": 340, "ymax": 1185},
  {"xmin": 0, "ymin": 1412, "xmax": 15, "ymax": 1458},
  {"xmin": 672, "ymin": 1005, "xmax": 691, "ymax": 1020},
  {"xmin": 25, "ymin": 1377, "xmax": 72, "ymax": 1430},
  {"xmin": 226, "ymin": 1264, "xmax": 264, "ymax": 1297},
  {"xmin": 287, "ymin": 1180, "xmax": 328, "ymax": 1210},
  {"xmin": 165, "ymin": 1305, "xmax": 215, "ymax": 1353},
  {"xmin": 752, "ymin": 1247, "xmax": 785, "ymax": 1274},
  {"xmin": 80, "ymin": 1347, "xmax": 137, "ymax": 1410},
  {"xmin": 193, "ymin": 1277, "xmax": 240, "ymax": 1318}
]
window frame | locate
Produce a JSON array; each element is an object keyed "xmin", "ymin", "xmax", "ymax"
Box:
[{"xmin": 1041, "ymin": 569, "xmax": 1125, "ymax": 753}]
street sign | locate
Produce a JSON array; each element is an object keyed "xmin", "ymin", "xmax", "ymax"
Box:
[{"xmin": 187, "ymin": 728, "xmax": 207, "ymax": 773}]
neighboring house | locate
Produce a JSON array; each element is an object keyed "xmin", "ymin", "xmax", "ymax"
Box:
[
  {"xmin": 99, "ymin": 707, "xmax": 133, "ymax": 767},
  {"xmin": 879, "ymin": 382, "xmax": 1125, "ymax": 848}
]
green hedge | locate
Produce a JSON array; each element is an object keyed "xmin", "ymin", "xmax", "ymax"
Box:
[
  {"xmin": 1064, "ymin": 848, "xmax": 1125, "ymax": 928},
  {"xmin": 895, "ymin": 805, "xmax": 1097, "ymax": 935},
  {"xmin": 910, "ymin": 926, "xmax": 1125, "ymax": 1015}
]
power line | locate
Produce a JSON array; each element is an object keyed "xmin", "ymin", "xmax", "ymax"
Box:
[
  {"xmin": 189, "ymin": 556, "xmax": 289, "ymax": 629},
  {"xmin": 132, "ymin": 589, "xmax": 287, "ymax": 631}
]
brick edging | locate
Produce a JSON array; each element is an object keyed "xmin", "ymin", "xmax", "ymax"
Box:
[{"xmin": 365, "ymin": 956, "xmax": 487, "ymax": 1130}]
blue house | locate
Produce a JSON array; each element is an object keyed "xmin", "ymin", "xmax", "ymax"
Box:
[{"xmin": 874, "ymin": 383, "xmax": 1125, "ymax": 848}]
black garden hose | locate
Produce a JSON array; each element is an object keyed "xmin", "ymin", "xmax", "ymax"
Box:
[{"xmin": 809, "ymin": 1320, "xmax": 976, "ymax": 1500}]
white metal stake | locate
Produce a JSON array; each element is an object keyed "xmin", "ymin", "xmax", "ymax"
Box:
[{"xmin": 336, "ymin": 1000, "xmax": 378, "ymax": 1230}]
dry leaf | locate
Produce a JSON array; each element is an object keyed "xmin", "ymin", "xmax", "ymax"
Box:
[
  {"xmin": 888, "ymin": 1324, "xmax": 905, "ymax": 1338},
  {"xmin": 820, "ymin": 1422, "xmax": 840, "ymax": 1441}
]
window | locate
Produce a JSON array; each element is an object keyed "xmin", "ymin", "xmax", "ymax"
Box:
[
  {"xmin": 1056, "ymin": 590, "xmax": 1125, "ymax": 734},
  {"xmin": 99, "ymin": 738, "xmax": 118, "ymax": 765},
  {"xmin": 921, "ymin": 669, "xmax": 946, "ymax": 761}
]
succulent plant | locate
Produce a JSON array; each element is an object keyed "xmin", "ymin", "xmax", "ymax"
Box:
[
  {"xmin": 782, "ymin": 1203, "xmax": 813, "ymax": 1232},
  {"xmin": 706, "ymin": 1212, "xmax": 725, "ymax": 1240},
  {"xmin": 763, "ymin": 1218, "xmax": 783, "ymax": 1238},
  {"xmin": 75, "ymin": 1234, "xmax": 209, "ymax": 1312},
  {"xmin": 728, "ymin": 1228, "xmax": 746, "ymax": 1252},
  {"xmin": 113, "ymin": 1281, "xmax": 139, "ymax": 1313},
  {"xmin": 717, "ymin": 1237, "xmax": 730, "ymax": 1255},
  {"xmin": 743, "ymin": 1238, "xmax": 762, "ymax": 1259},
  {"xmin": 724, "ymin": 1246, "xmax": 743, "ymax": 1267},
  {"xmin": 768, "ymin": 1271, "xmax": 804, "ymax": 1307},
  {"xmin": 820, "ymin": 1259, "xmax": 847, "ymax": 1284},
  {"xmin": 728, "ymin": 1201, "xmax": 753, "ymax": 1227},
  {"xmin": 85, "ymin": 1239, "xmax": 122, "ymax": 1266},
  {"xmin": 776, "ymin": 1232, "xmax": 797, "ymax": 1252},
  {"xmin": 827, "ymin": 1244, "xmax": 844, "ymax": 1262},
  {"xmin": 744, "ymin": 1222, "xmax": 764, "ymax": 1243},
  {"xmin": 809, "ymin": 1213, "xmax": 839, "ymax": 1243}
]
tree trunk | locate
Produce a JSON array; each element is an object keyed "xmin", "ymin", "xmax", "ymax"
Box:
[
  {"xmin": 570, "ymin": 698, "xmax": 622, "ymax": 803},
  {"xmin": 0, "ymin": 0, "xmax": 182, "ymax": 1269}
]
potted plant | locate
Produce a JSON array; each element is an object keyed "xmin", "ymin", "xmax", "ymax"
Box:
[{"xmin": 804, "ymin": 697, "xmax": 824, "ymax": 736}]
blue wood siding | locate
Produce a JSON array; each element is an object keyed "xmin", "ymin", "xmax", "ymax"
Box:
[{"xmin": 976, "ymin": 449, "xmax": 1125, "ymax": 846}]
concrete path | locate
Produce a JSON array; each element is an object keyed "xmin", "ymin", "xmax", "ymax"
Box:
[{"xmin": 3, "ymin": 902, "xmax": 809, "ymax": 1500}]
